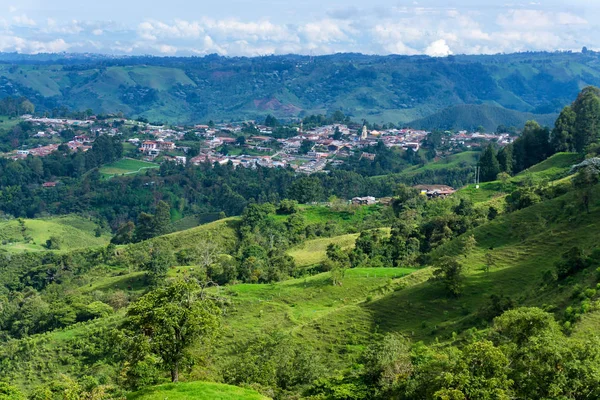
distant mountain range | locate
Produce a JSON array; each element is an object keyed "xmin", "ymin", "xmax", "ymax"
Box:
[{"xmin": 0, "ymin": 51, "xmax": 599, "ymax": 128}]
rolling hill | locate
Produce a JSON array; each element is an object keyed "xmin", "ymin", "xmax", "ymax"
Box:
[
  {"xmin": 1, "ymin": 51, "xmax": 600, "ymax": 126},
  {"xmin": 408, "ymin": 104, "xmax": 558, "ymax": 132}
]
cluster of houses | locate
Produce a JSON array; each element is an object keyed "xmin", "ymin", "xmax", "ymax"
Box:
[{"xmin": 4, "ymin": 115, "xmax": 515, "ymax": 177}]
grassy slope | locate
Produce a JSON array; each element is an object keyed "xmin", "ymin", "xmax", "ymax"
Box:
[
  {"xmin": 99, "ymin": 158, "xmax": 159, "ymax": 178},
  {"xmin": 127, "ymin": 381, "xmax": 269, "ymax": 400},
  {"xmin": 124, "ymin": 217, "xmax": 240, "ymax": 256},
  {"xmin": 288, "ymin": 228, "xmax": 391, "ymax": 267},
  {"xmin": 373, "ymin": 151, "xmax": 479, "ymax": 181},
  {"xmin": 3, "ymin": 154, "xmax": 597, "ymax": 392},
  {"xmin": 456, "ymin": 152, "xmax": 581, "ymax": 204},
  {"xmin": 212, "ymin": 267, "xmax": 419, "ymax": 371},
  {"xmin": 0, "ymin": 215, "xmax": 110, "ymax": 253}
]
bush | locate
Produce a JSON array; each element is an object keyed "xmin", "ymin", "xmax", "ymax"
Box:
[{"xmin": 45, "ymin": 236, "xmax": 62, "ymax": 250}]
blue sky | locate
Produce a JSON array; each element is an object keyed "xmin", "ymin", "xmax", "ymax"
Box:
[{"xmin": 0, "ymin": 0, "xmax": 598, "ymax": 56}]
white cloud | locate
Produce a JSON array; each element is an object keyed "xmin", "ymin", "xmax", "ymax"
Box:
[
  {"xmin": 425, "ymin": 39, "xmax": 452, "ymax": 57},
  {"xmin": 0, "ymin": 36, "xmax": 69, "ymax": 53},
  {"xmin": 497, "ymin": 10, "xmax": 587, "ymax": 30},
  {"xmin": 12, "ymin": 14, "xmax": 36, "ymax": 27},
  {"xmin": 0, "ymin": 4, "xmax": 596, "ymax": 57},
  {"xmin": 299, "ymin": 21, "xmax": 349, "ymax": 44}
]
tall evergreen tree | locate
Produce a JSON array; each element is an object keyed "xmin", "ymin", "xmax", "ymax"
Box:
[
  {"xmin": 134, "ymin": 212, "xmax": 155, "ymax": 242},
  {"xmin": 153, "ymin": 201, "xmax": 172, "ymax": 237},
  {"xmin": 497, "ymin": 144, "xmax": 513, "ymax": 175},
  {"xmin": 551, "ymin": 106, "xmax": 576, "ymax": 152},
  {"xmin": 573, "ymin": 86, "xmax": 600, "ymax": 153},
  {"xmin": 479, "ymin": 144, "xmax": 501, "ymax": 182}
]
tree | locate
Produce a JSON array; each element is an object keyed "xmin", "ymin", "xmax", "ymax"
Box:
[
  {"xmin": 143, "ymin": 246, "xmax": 175, "ymax": 286},
  {"xmin": 484, "ymin": 251, "xmax": 496, "ymax": 273},
  {"xmin": 555, "ymin": 246, "xmax": 587, "ymax": 280},
  {"xmin": 433, "ymin": 256, "xmax": 464, "ymax": 296},
  {"xmin": 125, "ymin": 279, "xmax": 220, "ymax": 382},
  {"xmin": 497, "ymin": 172, "xmax": 511, "ymax": 190},
  {"xmin": 461, "ymin": 235, "xmax": 477, "ymax": 258},
  {"xmin": 572, "ymin": 86, "xmax": 600, "ymax": 153},
  {"xmin": 264, "ymin": 114, "xmax": 279, "ymax": 127},
  {"xmin": 551, "ymin": 105, "xmax": 576, "ymax": 152},
  {"xmin": 287, "ymin": 176, "xmax": 323, "ymax": 204},
  {"xmin": 112, "ymin": 221, "xmax": 136, "ymax": 244},
  {"xmin": 299, "ymin": 140, "xmax": 313, "ymax": 155},
  {"xmin": 153, "ymin": 201, "xmax": 171, "ymax": 237},
  {"xmin": 332, "ymin": 126, "xmax": 343, "ymax": 140},
  {"xmin": 479, "ymin": 144, "xmax": 500, "ymax": 182},
  {"xmin": 0, "ymin": 382, "xmax": 26, "ymax": 400},
  {"xmin": 45, "ymin": 236, "xmax": 61, "ymax": 250},
  {"xmin": 362, "ymin": 333, "xmax": 412, "ymax": 392},
  {"xmin": 496, "ymin": 145, "xmax": 513, "ymax": 175},
  {"xmin": 134, "ymin": 212, "xmax": 156, "ymax": 242},
  {"xmin": 572, "ymin": 165, "xmax": 600, "ymax": 213},
  {"xmin": 330, "ymin": 263, "xmax": 346, "ymax": 286}
]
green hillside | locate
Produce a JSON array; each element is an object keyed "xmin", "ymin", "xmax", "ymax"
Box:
[
  {"xmin": 0, "ymin": 215, "xmax": 110, "ymax": 253},
  {"xmin": 127, "ymin": 381, "xmax": 269, "ymax": 400},
  {"xmin": 409, "ymin": 104, "xmax": 558, "ymax": 131},
  {"xmin": 1, "ymin": 52, "xmax": 600, "ymax": 125},
  {"xmin": 99, "ymin": 158, "xmax": 159, "ymax": 178}
]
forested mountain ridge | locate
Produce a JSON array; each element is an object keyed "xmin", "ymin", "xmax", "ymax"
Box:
[{"xmin": 1, "ymin": 51, "xmax": 600, "ymax": 125}]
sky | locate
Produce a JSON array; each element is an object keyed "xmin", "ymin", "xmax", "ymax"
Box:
[{"xmin": 0, "ymin": 0, "xmax": 598, "ymax": 56}]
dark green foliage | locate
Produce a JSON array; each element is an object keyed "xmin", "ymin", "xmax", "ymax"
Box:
[
  {"xmin": 111, "ymin": 221, "xmax": 136, "ymax": 244},
  {"xmin": 497, "ymin": 145, "xmax": 513, "ymax": 175},
  {"xmin": 551, "ymin": 105, "xmax": 577, "ymax": 152},
  {"xmin": 510, "ymin": 120, "xmax": 553, "ymax": 174},
  {"xmin": 123, "ymin": 279, "xmax": 220, "ymax": 383},
  {"xmin": 433, "ymin": 256, "xmax": 464, "ymax": 297},
  {"xmin": 555, "ymin": 247, "xmax": 588, "ymax": 280},
  {"xmin": 276, "ymin": 199, "xmax": 299, "ymax": 215},
  {"xmin": 152, "ymin": 201, "xmax": 172, "ymax": 237},
  {"xmin": 409, "ymin": 103, "xmax": 557, "ymax": 133},
  {"xmin": 45, "ymin": 235, "xmax": 61, "ymax": 250},
  {"xmin": 143, "ymin": 246, "xmax": 175, "ymax": 286},
  {"xmin": 478, "ymin": 144, "xmax": 500, "ymax": 182},
  {"xmin": 224, "ymin": 331, "xmax": 324, "ymax": 393},
  {"xmin": 573, "ymin": 86, "xmax": 600, "ymax": 153}
]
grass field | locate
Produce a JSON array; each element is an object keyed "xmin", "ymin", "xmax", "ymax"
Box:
[
  {"xmin": 0, "ymin": 215, "xmax": 110, "ymax": 253},
  {"xmin": 99, "ymin": 158, "xmax": 159, "ymax": 178},
  {"xmin": 373, "ymin": 151, "xmax": 479, "ymax": 181},
  {"xmin": 272, "ymin": 204, "xmax": 388, "ymax": 234},
  {"xmin": 0, "ymin": 115, "xmax": 21, "ymax": 130},
  {"xmin": 456, "ymin": 152, "xmax": 581, "ymax": 205},
  {"xmin": 127, "ymin": 382, "xmax": 269, "ymax": 400},
  {"xmin": 288, "ymin": 228, "xmax": 391, "ymax": 267}
]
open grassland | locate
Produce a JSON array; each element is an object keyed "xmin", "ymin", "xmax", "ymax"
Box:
[
  {"xmin": 133, "ymin": 217, "xmax": 239, "ymax": 255},
  {"xmin": 127, "ymin": 381, "xmax": 269, "ymax": 400},
  {"xmin": 99, "ymin": 158, "xmax": 159, "ymax": 178},
  {"xmin": 0, "ymin": 215, "xmax": 110, "ymax": 253}
]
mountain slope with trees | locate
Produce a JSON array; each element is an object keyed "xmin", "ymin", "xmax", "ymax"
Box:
[{"xmin": 0, "ymin": 51, "xmax": 599, "ymax": 126}]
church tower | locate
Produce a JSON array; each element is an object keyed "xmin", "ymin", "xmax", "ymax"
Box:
[{"xmin": 361, "ymin": 125, "xmax": 368, "ymax": 140}]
